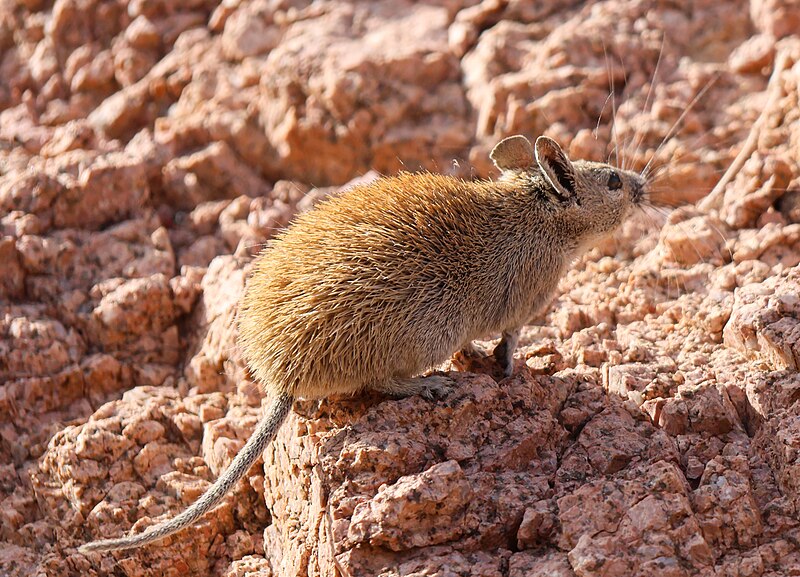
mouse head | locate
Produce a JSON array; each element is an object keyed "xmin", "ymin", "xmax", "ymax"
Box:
[{"xmin": 491, "ymin": 134, "xmax": 647, "ymax": 241}]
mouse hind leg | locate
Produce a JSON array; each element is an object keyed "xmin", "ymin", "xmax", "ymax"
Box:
[
  {"xmin": 371, "ymin": 375, "xmax": 454, "ymax": 400},
  {"xmin": 493, "ymin": 327, "xmax": 521, "ymax": 377}
]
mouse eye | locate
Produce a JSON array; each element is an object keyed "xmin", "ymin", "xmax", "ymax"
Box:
[{"xmin": 607, "ymin": 171, "xmax": 622, "ymax": 191}]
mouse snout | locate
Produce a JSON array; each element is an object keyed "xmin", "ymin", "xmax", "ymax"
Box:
[{"xmin": 630, "ymin": 175, "xmax": 648, "ymax": 205}]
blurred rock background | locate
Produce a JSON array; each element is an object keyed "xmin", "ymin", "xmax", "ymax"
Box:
[{"xmin": 1, "ymin": 0, "xmax": 800, "ymax": 576}]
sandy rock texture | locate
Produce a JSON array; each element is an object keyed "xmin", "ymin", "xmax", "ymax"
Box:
[{"xmin": 2, "ymin": 0, "xmax": 800, "ymax": 576}]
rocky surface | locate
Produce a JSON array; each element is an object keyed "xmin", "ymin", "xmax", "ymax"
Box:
[{"xmin": 2, "ymin": 0, "xmax": 800, "ymax": 576}]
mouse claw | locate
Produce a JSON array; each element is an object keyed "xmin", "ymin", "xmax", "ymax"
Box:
[
  {"xmin": 419, "ymin": 375, "xmax": 456, "ymax": 400},
  {"xmin": 372, "ymin": 375, "xmax": 455, "ymax": 400}
]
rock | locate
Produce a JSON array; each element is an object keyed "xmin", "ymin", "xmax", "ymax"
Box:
[
  {"xmin": 509, "ymin": 551, "xmax": 575, "ymax": 577},
  {"xmin": 751, "ymin": 0, "xmax": 800, "ymax": 38},
  {"xmin": 757, "ymin": 413, "xmax": 800, "ymax": 513},
  {"xmin": 731, "ymin": 223, "xmax": 800, "ymax": 266},
  {"xmin": 126, "ymin": 15, "xmax": 161, "ymax": 50},
  {"xmin": 70, "ymin": 48, "xmax": 115, "ymax": 93},
  {"xmin": 559, "ymin": 461, "xmax": 714, "ymax": 575},
  {"xmin": 33, "ymin": 386, "xmax": 240, "ymax": 576},
  {"xmin": 113, "ymin": 42, "xmax": 159, "ymax": 88},
  {"xmin": 724, "ymin": 266, "xmax": 800, "ymax": 370},
  {"xmin": 162, "ymin": 141, "xmax": 271, "ymax": 210},
  {"xmin": 777, "ymin": 189, "xmax": 800, "ymax": 224},
  {"xmin": 720, "ymin": 153, "xmax": 794, "ymax": 230},
  {"xmin": 84, "ymin": 274, "xmax": 180, "ymax": 366},
  {"xmin": 53, "ymin": 152, "xmax": 150, "ymax": 230},
  {"xmin": 178, "ymin": 235, "xmax": 229, "ymax": 268},
  {"xmin": 348, "ymin": 460, "xmax": 472, "ymax": 551},
  {"xmin": 255, "ymin": 1, "xmax": 471, "ymax": 184},
  {"xmin": 517, "ymin": 499, "xmax": 558, "ymax": 549},
  {"xmin": 261, "ymin": 373, "xmax": 564, "ymax": 576},
  {"xmin": 658, "ymin": 213, "xmax": 729, "ymax": 266},
  {"xmin": 0, "ymin": 305, "xmax": 86, "ymax": 424},
  {"xmin": 729, "ymin": 34, "xmax": 776, "ymax": 73},
  {"xmin": 0, "ymin": 237, "xmax": 25, "ymax": 300},
  {"xmin": 224, "ymin": 555, "xmax": 273, "ymax": 577},
  {"xmin": 692, "ymin": 455, "xmax": 763, "ymax": 552},
  {"xmin": 221, "ymin": 0, "xmax": 282, "ymax": 60},
  {"xmin": 0, "ymin": 171, "xmax": 63, "ymax": 223},
  {"xmin": 183, "ymin": 255, "xmax": 249, "ymax": 394},
  {"xmin": 88, "ymin": 82, "xmax": 151, "ymax": 139},
  {"xmin": 336, "ymin": 548, "xmax": 508, "ymax": 577}
]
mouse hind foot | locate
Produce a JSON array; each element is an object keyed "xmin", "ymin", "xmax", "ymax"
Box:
[
  {"xmin": 459, "ymin": 341, "xmax": 489, "ymax": 359},
  {"xmin": 372, "ymin": 375, "xmax": 454, "ymax": 401}
]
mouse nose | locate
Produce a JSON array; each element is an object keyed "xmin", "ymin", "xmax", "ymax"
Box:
[{"xmin": 631, "ymin": 181, "xmax": 645, "ymax": 204}]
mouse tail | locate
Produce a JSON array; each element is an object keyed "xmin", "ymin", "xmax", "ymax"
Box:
[{"xmin": 78, "ymin": 392, "xmax": 293, "ymax": 553}]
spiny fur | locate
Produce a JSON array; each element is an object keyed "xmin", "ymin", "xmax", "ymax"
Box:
[{"xmin": 79, "ymin": 135, "xmax": 646, "ymax": 553}]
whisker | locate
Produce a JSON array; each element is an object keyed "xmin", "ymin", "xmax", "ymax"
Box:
[
  {"xmin": 616, "ymin": 48, "xmax": 630, "ymax": 171},
  {"xmin": 642, "ymin": 72, "xmax": 722, "ymax": 180},
  {"xmin": 627, "ymin": 33, "xmax": 667, "ymax": 172},
  {"xmin": 644, "ymin": 116, "xmax": 751, "ymax": 184},
  {"xmin": 603, "ymin": 41, "xmax": 621, "ymax": 170},
  {"xmin": 595, "ymin": 92, "xmax": 615, "ymax": 139},
  {"xmin": 698, "ymin": 48, "xmax": 792, "ymax": 212},
  {"xmin": 647, "ymin": 200, "xmax": 733, "ymax": 270},
  {"xmin": 704, "ymin": 217, "xmax": 734, "ymax": 263}
]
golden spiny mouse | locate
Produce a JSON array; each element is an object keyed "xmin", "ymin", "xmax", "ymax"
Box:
[{"xmin": 79, "ymin": 134, "xmax": 648, "ymax": 553}]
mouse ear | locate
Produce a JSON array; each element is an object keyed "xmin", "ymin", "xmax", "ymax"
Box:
[
  {"xmin": 490, "ymin": 135, "xmax": 535, "ymax": 171},
  {"xmin": 535, "ymin": 136, "xmax": 577, "ymax": 201}
]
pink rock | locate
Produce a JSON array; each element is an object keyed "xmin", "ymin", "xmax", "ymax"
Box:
[
  {"xmin": 658, "ymin": 214, "xmax": 729, "ymax": 266},
  {"xmin": 724, "ymin": 266, "xmax": 800, "ymax": 370},
  {"xmin": 692, "ymin": 455, "xmax": 763, "ymax": 552},
  {"xmin": 721, "ymin": 154, "xmax": 794, "ymax": 230},
  {"xmin": 1, "ymin": 305, "xmax": 84, "ymax": 383},
  {"xmin": 88, "ymin": 82, "xmax": 151, "ymax": 138},
  {"xmin": 178, "ymin": 235, "xmax": 229, "ymax": 268},
  {"xmin": 183, "ymin": 255, "xmax": 248, "ymax": 394},
  {"xmin": 162, "ymin": 141, "xmax": 270, "ymax": 210},
  {"xmin": 256, "ymin": 1, "xmax": 470, "ymax": 184},
  {"xmin": 560, "ymin": 461, "xmax": 714, "ymax": 575},
  {"xmin": 517, "ymin": 499, "xmax": 558, "ymax": 549},
  {"xmin": 509, "ymin": 551, "xmax": 574, "ymax": 577},
  {"xmin": 125, "ymin": 15, "xmax": 161, "ymax": 50},
  {"xmin": 85, "ymin": 274, "xmax": 179, "ymax": 366},
  {"xmin": 729, "ymin": 34, "xmax": 776, "ymax": 73},
  {"xmin": 751, "ymin": 0, "xmax": 800, "ymax": 38},
  {"xmin": 81, "ymin": 352, "xmax": 129, "ymax": 397},
  {"xmin": 70, "ymin": 48, "xmax": 115, "ymax": 93},
  {"xmin": 221, "ymin": 1, "xmax": 282, "ymax": 60},
  {"xmin": 170, "ymin": 266, "xmax": 204, "ymax": 314},
  {"xmin": 113, "ymin": 43, "xmax": 159, "ymax": 87},
  {"xmin": 0, "ymin": 237, "xmax": 25, "ymax": 299},
  {"xmin": 348, "ymin": 460, "xmax": 472, "ymax": 551},
  {"xmin": 52, "ymin": 152, "xmax": 149, "ymax": 230}
]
